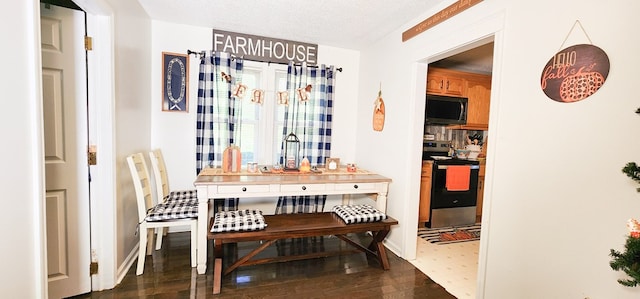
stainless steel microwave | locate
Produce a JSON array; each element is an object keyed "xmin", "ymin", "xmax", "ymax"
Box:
[{"xmin": 425, "ymin": 94, "xmax": 468, "ymax": 125}]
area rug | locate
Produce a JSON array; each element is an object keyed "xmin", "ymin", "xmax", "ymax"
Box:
[{"xmin": 418, "ymin": 223, "xmax": 481, "ymax": 244}]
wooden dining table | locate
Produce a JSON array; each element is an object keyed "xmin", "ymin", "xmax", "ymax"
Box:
[{"xmin": 193, "ymin": 167, "xmax": 392, "ymax": 274}]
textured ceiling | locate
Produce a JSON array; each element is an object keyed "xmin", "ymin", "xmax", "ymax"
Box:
[
  {"xmin": 136, "ymin": 0, "xmax": 493, "ymax": 73},
  {"xmin": 136, "ymin": 0, "xmax": 446, "ymax": 50}
]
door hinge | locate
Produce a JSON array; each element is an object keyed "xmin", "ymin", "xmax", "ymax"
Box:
[
  {"xmin": 88, "ymin": 145, "xmax": 97, "ymax": 165},
  {"xmin": 90, "ymin": 262, "xmax": 99, "ymax": 275},
  {"xmin": 84, "ymin": 36, "xmax": 93, "ymax": 51}
]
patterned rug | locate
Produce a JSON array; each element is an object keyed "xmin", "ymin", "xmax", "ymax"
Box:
[{"xmin": 418, "ymin": 223, "xmax": 481, "ymax": 244}]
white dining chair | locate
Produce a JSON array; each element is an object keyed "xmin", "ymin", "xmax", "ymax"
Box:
[
  {"xmin": 148, "ymin": 149, "xmax": 199, "ymax": 250},
  {"xmin": 148, "ymin": 149, "xmax": 198, "ymax": 204},
  {"xmin": 126, "ymin": 152, "xmax": 198, "ymax": 275}
]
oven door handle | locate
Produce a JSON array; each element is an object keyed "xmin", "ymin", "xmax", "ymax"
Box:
[{"xmin": 437, "ymin": 165, "xmax": 480, "ymax": 170}]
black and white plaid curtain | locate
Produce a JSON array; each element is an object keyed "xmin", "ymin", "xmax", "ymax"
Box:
[
  {"xmin": 275, "ymin": 63, "xmax": 335, "ymax": 214},
  {"xmin": 195, "ymin": 51, "xmax": 244, "ymax": 174},
  {"xmin": 280, "ymin": 62, "xmax": 335, "ymax": 165},
  {"xmin": 195, "ymin": 51, "xmax": 243, "ymax": 211}
]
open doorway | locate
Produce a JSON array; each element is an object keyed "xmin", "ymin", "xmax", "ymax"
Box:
[{"xmin": 413, "ymin": 40, "xmax": 494, "ymax": 299}]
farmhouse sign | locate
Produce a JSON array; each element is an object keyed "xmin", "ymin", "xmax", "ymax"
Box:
[
  {"xmin": 402, "ymin": 0, "xmax": 483, "ymax": 42},
  {"xmin": 213, "ymin": 29, "xmax": 318, "ymax": 65}
]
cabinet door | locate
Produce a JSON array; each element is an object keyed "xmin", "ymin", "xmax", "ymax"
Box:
[
  {"xmin": 465, "ymin": 77, "xmax": 491, "ymax": 129},
  {"xmin": 443, "ymin": 76, "xmax": 465, "ymax": 96},
  {"xmin": 426, "ymin": 73, "xmax": 446, "ymax": 94},
  {"xmin": 418, "ymin": 162, "xmax": 433, "ymax": 223},
  {"xmin": 426, "ymin": 69, "xmax": 466, "ymax": 96}
]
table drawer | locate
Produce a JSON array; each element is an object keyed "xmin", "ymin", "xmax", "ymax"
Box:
[
  {"xmin": 280, "ymin": 184, "xmax": 326, "ymax": 192},
  {"xmin": 334, "ymin": 182, "xmax": 377, "ymax": 192},
  {"xmin": 217, "ymin": 184, "xmax": 271, "ymax": 194}
]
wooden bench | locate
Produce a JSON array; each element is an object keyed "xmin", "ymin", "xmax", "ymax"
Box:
[{"xmin": 207, "ymin": 212, "xmax": 398, "ymax": 294}]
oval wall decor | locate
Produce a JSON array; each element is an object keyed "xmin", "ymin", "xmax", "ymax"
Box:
[{"xmin": 540, "ymin": 44, "xmax": 609, "ymax": 103}]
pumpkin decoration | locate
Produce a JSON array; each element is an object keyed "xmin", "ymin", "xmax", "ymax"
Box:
[
  {"xmin": 373, "ymin": 84, "xmax": 385, "ymax": 131},
  {"xmin": 222, "ymin": 145, "xmax": 242, "ymax": 173}
]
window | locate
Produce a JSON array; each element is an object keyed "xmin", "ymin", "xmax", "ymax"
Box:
[{"xmin": 237, "ymin": 61, "xmax": 288, "ymax": 166}]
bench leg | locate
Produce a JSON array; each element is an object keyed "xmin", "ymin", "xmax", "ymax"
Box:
[
  {"xmin": 213, "ymin": 240, "xmax": 223, "ymax": 294},
  {"xmin": 368, "ymin": 228, "xmax": 392, "ymax": 270},
  {"xmin": 213, "ymin": 257, "xmax": 222, "ymax": 294},
  {"xmin": 224, "ymin": 239, "xmax": 275, "ymax": 275}
]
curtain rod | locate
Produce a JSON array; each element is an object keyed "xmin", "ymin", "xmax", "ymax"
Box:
[{"xmin": 187, "ymin": 49, "xmax": 342, "ymax": 72}]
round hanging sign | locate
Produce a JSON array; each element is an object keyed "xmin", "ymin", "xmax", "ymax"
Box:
[{"xmin": 540, "ymin": 44, "xmax": 609, "ymax": 103}]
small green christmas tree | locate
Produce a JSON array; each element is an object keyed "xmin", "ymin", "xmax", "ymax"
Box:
[
  {"xmin": 610, "ymin": 163, "xmax": 640, "ymax": 287},
  {"xmin": 610, "ymin": 227, "xmax": 640, "ymax": 287},
  {"xmin": 622, "ymin": 162, "xmax": 640, "ymax": 192}
]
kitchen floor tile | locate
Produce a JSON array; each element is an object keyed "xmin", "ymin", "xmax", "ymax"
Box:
[{"xmin": 411, "ymin": 236, "xmax": 479, "ymax": 299}]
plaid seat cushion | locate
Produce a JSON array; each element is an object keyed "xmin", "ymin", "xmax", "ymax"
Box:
[
  {"xmin": 210, "ymin": 209, "xmax": 267, "ymax": 233},
  {"xmin": 332, "ymin": 204, "xmax": 387, "ymax": 224},
  {"xmin": 164, "ymin": 189, "xmax": 198, "ymax": 203},
  {"xmin": 145, "ymin": 201, "xmax": 198, "ymax": 222}
]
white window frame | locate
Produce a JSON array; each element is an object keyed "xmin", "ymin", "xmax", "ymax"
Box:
[{"xmin": 239, "ymin": 61, "xmax": 288, "ymax": 166}]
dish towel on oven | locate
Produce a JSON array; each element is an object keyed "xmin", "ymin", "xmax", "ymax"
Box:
[
  {"xmin": 332, "ymin": 204, "xmax": 387, "ymax": 224},
  {"xmin": 445, "ymin": 165, "xmax": 471, "ymax": 191},
  {"xmin": 210, "ymin": 209, "xmax": 267, "ymax": 232}
]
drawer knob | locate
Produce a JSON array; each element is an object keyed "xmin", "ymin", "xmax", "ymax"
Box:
[
  {"xmin": 242, "ymin": 187, "xmax": 247, "ymax": 192},
  {"xmin": 353, "ymin": 184, "xmax": 359, "ymax": 189},
  {"xmin": 302, "ymin": 186, "xmax": 307, "ymax": 191}
]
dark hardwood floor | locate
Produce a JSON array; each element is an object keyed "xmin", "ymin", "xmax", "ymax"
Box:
[{"xmin": 71, "ymin": 232, "xmax": 455, "ymax": 298}]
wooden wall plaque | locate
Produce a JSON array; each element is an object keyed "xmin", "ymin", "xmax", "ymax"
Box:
[
  {"xmin": 540, "ymin": 44, "xmax": 609, "ymax": 103},
  {"xmin": 402, "ymin": 0, "xmax": 483, "ymax": 42}
]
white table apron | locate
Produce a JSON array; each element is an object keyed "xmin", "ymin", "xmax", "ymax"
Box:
[{"xmin": 193, "ymin": 172, "xmax": 392, "ymax": 274}]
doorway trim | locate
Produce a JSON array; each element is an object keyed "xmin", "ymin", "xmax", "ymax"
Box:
[
  {"xmin": 405, "ymin": 12, "xmax": 505, "ymax": 299},
  {"xmin": 82, "ymin": 7, "xmax": 117, "ymax": 291}
]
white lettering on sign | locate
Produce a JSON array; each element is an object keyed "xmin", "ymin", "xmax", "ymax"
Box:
[{"xmin": 213, "ymin": 29, "xmax": 318, "ymax": 65}]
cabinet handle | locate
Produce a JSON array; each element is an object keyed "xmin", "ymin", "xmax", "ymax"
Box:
[
  {"xmin": 242, "ymin": 187, "xmax": 247, "ymax": 192},
  {"xmin": 353, "ymin": 184, "xmax": 359, "ymax": 189},
  {"xmin": 439, "ymin": 80, "xmax": 443, "ymax": 89},
  {"xmin": 446, "ymin": 80, "xmax": 450, "ymax": 90},
  {"xmin": 302, "ymin": 186, "xmax": 307, "ymax": 191}
]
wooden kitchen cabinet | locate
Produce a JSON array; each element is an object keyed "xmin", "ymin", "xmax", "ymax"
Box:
[
  {"xmin": 418, "ymin": 161, "xmax": 433, "ymax": 223},
  {"xmin": 427, "ymin": 67, "xmax": 491, "ymax": 131},
  {"xmin": 426, "ymin": 68, "xmax": 466, "ymax": 96},
  {"xmin": 463, "ymin": 74, "xmax": 491, "ymax": 130}
]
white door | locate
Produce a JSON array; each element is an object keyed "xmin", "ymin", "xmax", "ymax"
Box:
[{"xmin": 41, "ymin": 3, "xmax": 91, "ymax": 298}]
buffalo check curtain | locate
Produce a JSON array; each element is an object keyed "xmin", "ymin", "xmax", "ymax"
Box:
[
  {"xmin": 276, "ymin": 63, "xmax": 336, "ymax": 214},
  {"xmin": 196, "ymin": 51, "xmax": 244, "ymax": 174},
  {"xmin": 196, "ymin": 51, "xmax": 243, "ymax": 211}
]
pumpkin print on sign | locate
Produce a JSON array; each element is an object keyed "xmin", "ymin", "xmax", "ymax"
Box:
[{"xmin": 540, "ymin": 44, "xmax": 609, "ymax": 103}]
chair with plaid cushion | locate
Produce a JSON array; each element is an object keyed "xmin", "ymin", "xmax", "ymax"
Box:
[
  {"xmin": 148, "ymin": 149, "xmax": 198, "ymax": 249},
  {"xmin": 148, "ymin": 149, "xmax": 197, "ymax": 205},
  {"xmin": 126, "ymin": 152, "xmax": 198, "ymax": 275}
]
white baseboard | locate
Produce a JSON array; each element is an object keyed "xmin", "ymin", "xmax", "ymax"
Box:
[{"xmin": 116, "ymin": 242, "xmax": 139, "ymax": 285}]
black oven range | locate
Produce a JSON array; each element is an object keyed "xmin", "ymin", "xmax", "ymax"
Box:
[{"xmin": 424, "ymin": 140, "xmax": 479, "ymax": 228}]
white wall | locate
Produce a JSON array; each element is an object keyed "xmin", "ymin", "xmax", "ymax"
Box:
[
  {"xmin": 357, "ymin": 0, "xmax": 640, "ymax": 298},
  {"xmin": 149, "ymin": 21, "xmax": 363, "ymax": 213},
  {"xmin": 108, "ymin": 0, "xmax": 153, "ymax": 275},
  {"xmin": 0, "ymin": 1, "xmax": 47, "ymax": 297}
]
